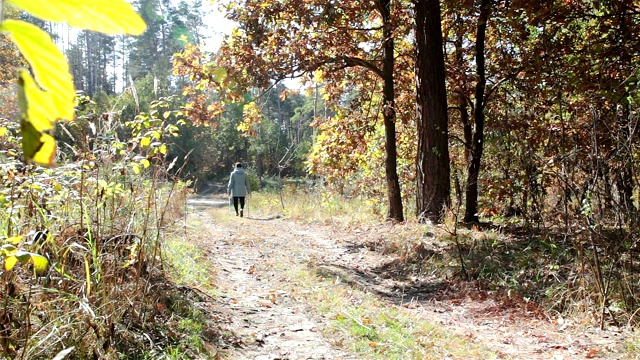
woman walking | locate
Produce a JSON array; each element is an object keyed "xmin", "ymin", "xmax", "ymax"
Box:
[{"xmin": 228, "ymin": 162, "xmax": 250, "ymax": 217}]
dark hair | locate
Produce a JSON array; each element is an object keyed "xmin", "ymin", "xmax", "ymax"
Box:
[{"xmin": 235, "ymin": 162, "xmax": 243, "ymax": 168}]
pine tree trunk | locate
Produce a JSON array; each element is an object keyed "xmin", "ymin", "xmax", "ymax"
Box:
[{"xmin": 414, "ymin": 0, "xmax": 450, "ymax": 222}]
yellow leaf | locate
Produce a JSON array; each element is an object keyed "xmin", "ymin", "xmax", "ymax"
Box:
[
  {"xmin": 0, "ymin": 127, "xmax": 7, "ymax": 137},
  {"xmin": 6, "ymin": 0, "xmax": 147, "ymax": 35},
  {"xmin": 140, "ymin": 137, "xmax": 151, "ymax": 147},
  {"xmin": 84, "ymin": 256, "xmax": 91, "ymax": 297},
  {"xmin": 4, "ymin": 21, "xmax": 75, "ymax": 122},
  {"xmin": 4, "ymin": 255, "xmax": 17, "ymax": 271},
  {"xmin": 6, "ymin": 236, "xmax": 23, "ymax": 245},
  {"xmin": 17, "ymin": 69, "xmax": 55, "ymax": 132},
  {"xmin": 159, "ymin": 144, "xmax": 167, "ymax": 155},
  {"xmin": 141, "ymin": 159, "xmax": 150, "ymax": 168},
  {"xmin": 237, "ymin": 122, "xmax": 250, "ymax": 132},
  {"xmin": 20, "ymin": 119, "xmax": 56, "ymax": 166},
  {"xmin": 314, "ymin": 69, "xmax": 324, "ymax": 83},
  {"xmin": 31, "ymin": 132, "xmax": 56, "ymax": 166},
  {"xmin": 31, "ymin": 253, "xmax": 48, "ymax": 274}
]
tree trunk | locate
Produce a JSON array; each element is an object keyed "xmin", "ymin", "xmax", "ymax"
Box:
[
  {"xmin": 256, "ymin": 152, "xmax": 264, "ymax": 185},
  {"xmin": 454, "ymin": 13, "xmax": 471, "ymax": 209},
  {"xmin": 379, "ymin": 0, "xmax": 404, "ymax": 222},
  {"xmin": 414, "ymin": 0, "xmax": 450, "ymax": 222},
  {"xmin": 85, "ymin": 31, "xmax": 95, "ymax": 96},
  {"xmin": 464, "ymin": 0, "xmax": 491, "ymax": 223}
]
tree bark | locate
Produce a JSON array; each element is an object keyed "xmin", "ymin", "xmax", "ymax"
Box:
[
  {"xmin": 414, "ymin": 0, "xmax": 450, "ymax": 222},
  {"xmin": 454, "ymin": 14, "xmax": 472, "ymax": 166},
  {"xmin": 454, "ymin": 13, "xmax": 471, "ymax": 208},
  {"xmin": 464, "ymin": 0, "xmax": 491, "ymax": 223},
  {"xmin": 379, "ymin": 0, "xmax": 404, "ymax": 222}
]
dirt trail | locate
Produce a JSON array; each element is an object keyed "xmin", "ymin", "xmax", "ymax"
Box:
[{"xmin": 187, "ymin": 195, "xmax": 633, "ymax": 360}]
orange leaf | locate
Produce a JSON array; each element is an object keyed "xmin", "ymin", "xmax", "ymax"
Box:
[{"xmin": 586, "ymin": 348, "xmax": 599, "ymax": 358}]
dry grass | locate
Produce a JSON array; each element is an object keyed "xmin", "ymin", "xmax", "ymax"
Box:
[
  {"xmin": 287, "ymin": 267, "xmax": 498, "ymax": 359},
  {"xmin": 246, "ymin": 185, "xmax": 382, "ymax": 226},
  {"xmin": 245, "ymin": 189, "xmax": 640, "ymax": 358}
]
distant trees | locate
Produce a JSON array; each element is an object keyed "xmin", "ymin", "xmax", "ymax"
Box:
[
  {"xmin": 67, "ymin": 31, "xmax": 116, "ymax": 95},
  {"xmin": 172, "ymin": 43, "xmax": 317, "ymax": 184},
  {"xmin": 54, "ymin": 0, "xmax": 207, "ymax": 98}
]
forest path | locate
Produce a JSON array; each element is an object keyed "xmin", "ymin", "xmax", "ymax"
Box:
[{"xmin": 186, "ymin": 194, "xmax": 631, "ymax": 359}]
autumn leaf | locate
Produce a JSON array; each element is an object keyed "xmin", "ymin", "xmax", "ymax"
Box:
[
  {"xmin": 6, "ymin": 0, "xmax": 146, "ymax": 35},
  {"xmin": 586, "ymin": 348, "xmax": 599, "ymax": 358},
  {"xmin": 3, "ymin": 20, "xmax": 75, "ymax": 123},
  {"xmin": 4, "ymin": 255, "xmax": 17, "ymax": 271},
  {"xmin": 20, "ymin": 117, "xmax": 56, "ymax": 166}
]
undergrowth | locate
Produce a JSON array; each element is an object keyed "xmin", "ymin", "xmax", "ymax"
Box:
[
  {"xmin": 0, "ymin": 97, "xmax": 217, "ymax": 358},
  {"xmin": 163, "ymin": 223, "xmax": 217, "ymax": 294},
  {"xmin": 249, "ymin": 187, "xmax": 640, "ymax": 354}
]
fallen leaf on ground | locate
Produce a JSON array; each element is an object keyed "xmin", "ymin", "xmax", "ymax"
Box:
[{"xmin": 586, "ymin": 348, "xmax": 599, "ymax": 358}]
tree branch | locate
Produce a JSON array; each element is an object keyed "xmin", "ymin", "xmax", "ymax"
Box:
[{"xmin": 336, "ymin": 56, "xmax": 384, "ymax": 78}]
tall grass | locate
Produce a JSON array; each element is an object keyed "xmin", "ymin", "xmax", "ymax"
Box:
[{"xmin": 0, "ymin": 103, "xmax": 206, "ymax": 358}]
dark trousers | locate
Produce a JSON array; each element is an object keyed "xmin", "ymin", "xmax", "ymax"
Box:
[{"xmin": 232, "ymin": 197, "xmax": 245, "ymax": 214}]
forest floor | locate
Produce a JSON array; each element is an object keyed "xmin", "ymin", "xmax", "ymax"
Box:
[{"xmin": 184, "ymin": 191, "xmax": 637, "ymax": 360}]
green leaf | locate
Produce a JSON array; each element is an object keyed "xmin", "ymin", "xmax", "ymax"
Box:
[
  {"xmin": 6, "ymin": 0, "xmax": 147, "ymax": 35},
  {"xmin": 15, "ymin": 250, "xmax": 32, "ymax": 263},
  {"xmin": 0, "ymin": 244, "xmax": 17, "ymax": 256},
  {"xmin": 4, "ymin": 21, "xmax": 75, "ymax": 122},
  {"xmin": 214, "ymin": 68, "xmax": 228, "ymax": 82}
]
